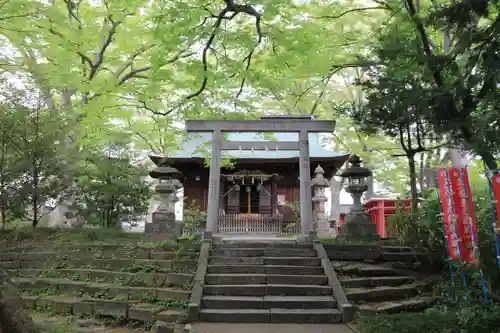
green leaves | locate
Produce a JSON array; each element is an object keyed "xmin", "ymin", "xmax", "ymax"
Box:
[{"xmin": 74, "ymin": 140, "xmax": 152, "ymax": 228}]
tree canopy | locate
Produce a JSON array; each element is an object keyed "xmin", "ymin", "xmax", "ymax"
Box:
[{"xmin": 0, "ymin": 0, "xmax": 499, "ymax": 221}]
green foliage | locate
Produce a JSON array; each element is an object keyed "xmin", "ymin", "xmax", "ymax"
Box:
[
  {"xmin": 141, "ymin": 241, "xmax": 178, "ymax": 248},
  {"xmin": 182, "ymin": 198, "xmax": 207, "ymax": 231},
  {"xmin": 283, "ymin": 200, "xmax": 300, "ymax": 233},
  {"xmin": 387, "ymin": 166, "xmax": 500, "ymax": 294},
  {"xmin": 386, "ymin": 195, "xmax": 444, "ymax": 251},
  {"xmin": 74, "ymin": 137, "xmax": 152, "ymax": 228},
  {"xmin": 176, "ymin": 232, "xmax": 201, "ymax": 258},
  {"xmin": 356, "ymin": 303, "xmax": 500, "ymax": 333},
  {"xmin": 354, "ymin": 0, "xmax": 500, "ymax": 170},
  {"xmin": 0, "ymin": 226, "xmax": 143, "ymax": 244},
  {"xmin": 0, "ymin": 85, "xmax": 72, "ymax": 227},
  {"xmin": 0, "ymin": 0, "xmax": 419, "ymax": 198}
]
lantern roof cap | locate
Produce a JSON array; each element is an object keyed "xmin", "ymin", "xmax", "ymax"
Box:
[
  {"xmin": 312, "ymin": 164, "xmax": 329, "ymax": 187},
  {"xmin": 339, "ymin": 154, "xmax": 372, "ymax": 178},
  {"xmin": 149, "ymin": 166, "xmax": 183, "ymax": 179}
]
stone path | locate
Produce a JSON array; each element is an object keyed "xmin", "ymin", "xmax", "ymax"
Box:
[{"xmin": 191, "ymin": 323, "xmax": 356, "ymax": 333}]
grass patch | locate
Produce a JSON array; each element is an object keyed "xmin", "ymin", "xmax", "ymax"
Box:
[
  {"xmin": 0, "ymin": 226, "xmax": 143, "ymax": 245},
  {"xmin": 141, "ymin": 240, "xmax": 178, "ymax": 248},
  {"xmin": 356, "ymin": 304, "xmax": 500, "ymax": 333},
  {"xmin": 30, "ymin": 311, "xmax": 151, "ymax": 333}
]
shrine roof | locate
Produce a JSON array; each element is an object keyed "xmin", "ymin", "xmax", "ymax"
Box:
[{"xmin": 161, "ymin": 132, "xmax": 349, "ymax": 161}]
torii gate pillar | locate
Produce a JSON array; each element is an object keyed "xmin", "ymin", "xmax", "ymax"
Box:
[{"xmin": 185, "ymin": 117, "xmax": 335, "ymax": 241}]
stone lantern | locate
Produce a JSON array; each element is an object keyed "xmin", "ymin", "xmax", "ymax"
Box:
[
  {"xmin": 145, "ymin": 165, "xmax": 183, "ymax": 241},
  {"xmin": 339, "ymin": 154, "xmax": 379, "ymax": 241},
  {"xmin": 311, "ymin": 165, "xmax": 330, "ymax": 238}
]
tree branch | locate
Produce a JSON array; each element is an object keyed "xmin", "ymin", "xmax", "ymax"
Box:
[
  {"xmin": 113, "ymin": 44, "xmax": 155, "ymax": 79},
  {"xmin": 116, "ymin": 48, "xmax": 196, "ymax": 86},
  {"xmin": 88, "ymin": 11, "xmax": 131, "ymax": 80},
  {"xmin": 315, "ymin": 6, "xmax": 390, "ymax": 20},
  {"xmin": 187, "ymin": 0, "xmax": 263, "ymax": 100}
]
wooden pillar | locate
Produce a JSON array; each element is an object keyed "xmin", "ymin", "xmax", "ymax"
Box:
[
  {"xmin": 206, "ymin": 129, "xmax": 222, "ymax": 232},
  {"xmin": 271, "ymin": 181, "xmax": 278, "ymax": 214},
  {"xmin": 219, "ymin": 180, "xmax": 225, "ymax": 212},
  {"xmin": 298, "ymin": 129, "xmax": 313, "ymax": 236}
]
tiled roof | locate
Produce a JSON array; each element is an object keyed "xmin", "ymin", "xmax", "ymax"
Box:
[{"xmin": 171, "ymin": 132, "xmax": 349, "ymax": 160}]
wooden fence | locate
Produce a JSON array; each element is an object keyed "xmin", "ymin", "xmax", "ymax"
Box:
[{"xmin": 179, "ymin": 214, "xmax": 300, "ymax": 235}]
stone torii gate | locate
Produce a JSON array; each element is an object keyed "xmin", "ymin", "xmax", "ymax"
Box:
[{"xmin": 186, "ymin": 116, "xmax": 336, "ymax": 241}]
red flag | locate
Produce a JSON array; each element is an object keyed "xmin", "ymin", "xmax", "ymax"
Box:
[
  {"xmin": 448, "ymin": 168, "xmax": 478, "ymax": 263},
  {"xmin": 437, "ymin": 168, "xmax": 461, "ymax": 260},
  {"xmin": 491, "ymin": 173, "xmax": 500, "ymax": 231}
]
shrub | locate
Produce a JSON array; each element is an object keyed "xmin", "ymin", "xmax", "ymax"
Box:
[{"xmin": 356, "ymin": 303, "xmax": 500, "ymax": 333}]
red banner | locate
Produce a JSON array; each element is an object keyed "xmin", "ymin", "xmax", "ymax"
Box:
[
  {"xmin": 491, "ymin": 173, "xmax": 500, "ymax": 231},
  {"xmin": 448, "ymin": 168, "xmax": 478, "ymax": 263},
  {"xmin": 437, "ymin": 168, "xmax": 461, "ymax": 260}
]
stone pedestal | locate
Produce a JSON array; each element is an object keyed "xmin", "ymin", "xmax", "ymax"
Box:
[
  {"xmin": 146, "ymin": 212, "xmax": 176, "ymax": 241},
  {"xmin": 146, "ymin": 165, "xmax": 183, "ymax": 242},
  {"xmin": 311, "ymin": 165, "xmax": 330, "ymax": 238},
  {"xmin": 339, "ymin": 155, "xmax": 380, "ymax": 242},
  {"xmin": 340, "ymin": 211, "xmax": 379, "ymax": 241}
]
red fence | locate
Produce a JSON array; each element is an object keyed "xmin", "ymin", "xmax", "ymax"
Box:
[
  {"xmin": 364, "ymin": 198, "xmax": 412, "ymax": 238},
  {"xmin": 336, "ymin": 198, "xmax": 411, "ymax": 238}
]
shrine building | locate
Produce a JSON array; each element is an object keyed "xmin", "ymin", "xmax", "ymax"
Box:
[{"xmin": 150, "ymin": 115, "xmax": 350, "ymax": 234}]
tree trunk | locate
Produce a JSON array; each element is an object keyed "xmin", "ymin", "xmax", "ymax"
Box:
[
  {"xmin": 0, "ymin": 270, "xmax": 40, "ymax": 333},
  {"xmin": 408, "ymin": 154, "xmax": 419, "ymax": 213},
  {"xmin": 418, "ymin": 154, "xmax": 425, "ymax": 193}
]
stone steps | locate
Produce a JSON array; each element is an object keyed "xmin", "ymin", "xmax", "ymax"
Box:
[
  {"xmin": 332, "ymin": 260, "xmax": 436, "ymax": 314},
  {"xmin": 5, "ymin": 242, "xmax": 200, "ymax": 253},
  {"xmin": 211, "ymin": 248, "xmax": 317, "ymax": 257},
  {"xmin": 209, "ymin": 257, "xmax": 321, "ymax": 266},
  {"xmin": 0, "ymin": 250, "xmax": 198, "ymax": 261},
  {"xmin": 358, "ymin": 296, "xmax": 436, "ymax": 313},
  {"xmin": 21, "ymin": 294, "xmax": 186, "ymax": 323},
  {"xmin": 14, "ymin": 277, "xmax": 190, "ymax": 301},
  {"xmin": 4, "ymin": 237, "xmax": 201, "ymax": 330},
  {"xmin": 345, "ymin": 283, "xmax": 430, "ymax": 302},
  {"xmin": 382, "ymin": 246, "xmax": 414, "ymax": 253},
  {"xmin": 334, "ymin": 263, "xmax": 402, "ymax": 277},
  {"xmin": 202, "ymin": 295, "xmax": 337, "ymax": 309},
  {"xmin": 381, "ymin": 252, "xmax": 418, "ymax": 263},
  {"xmin": 340, "ymin": 276, "xmax": 416, "ymax": 288},
  {"xmin": 206, "ymin": 274, "xmax": 328, "ymax": 285},
  {"xmin": 204, "ymin": 284, "xmax": 332, "ymax": 296},
  {"xmin": 199, "ymin": 242, "xmax": 341, "ymax": 324},
  {"xmin": 1, "ymin": 257, "xmax": 197, "ymax": 272},
  {"xmin": 199, "ymin": 308, "xmax": 342, "ymax": 323},
  {"xmin": 213, "ymin": 242, "xmax": 309, "ymax": 248},
  {"xmin": 207, "ymin": 264, "xmax": 324, "ymax": 275},
  {"xmin": 8, "ymin": 268, "xmax": 192, "ymax": 288}
]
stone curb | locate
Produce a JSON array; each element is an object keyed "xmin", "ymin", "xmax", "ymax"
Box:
[
  {"xmin": 187, "ymin": 238, "xmax": 211, "ymax": 322},
  {"xmin": 313, "ymin": 242, "xmax": 357, "ymax": 323}
]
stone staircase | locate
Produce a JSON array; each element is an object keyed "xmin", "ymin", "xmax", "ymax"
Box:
[
  {"xmin": 334, "ymin": 260, "xmax": 436, "ymax": 313},
  {"xmin": 199, "ymin": 241, "xmax": 342, "ymax": 323},
  {"xmin": 0, "ymin": 242, "xmax": 200, "ymax": 331}
]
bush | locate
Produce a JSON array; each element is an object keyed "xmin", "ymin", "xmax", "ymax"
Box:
[
  {"xmin": 356, "ymin": 303, "xmax": 500, "ymax": 333},
  {"xmin": 183, "ymin": 199, "xmax": 207, "ymax": 232},
  {"xmin": 0, "ymin": 226, "xmax": 143, "ymax": 244},
  {"xmin": 386, "ymin": 193, "xmax": 444, "ymax": 252},
  {"xmin": 359, "ymin": 167, "xmax": 500, "ymax": 333},
  {"xmin": 386, "ymin": 177, "xmax": 500, "ymax": 293}
]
